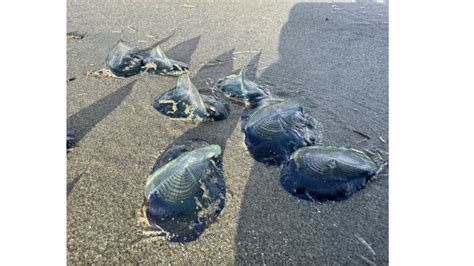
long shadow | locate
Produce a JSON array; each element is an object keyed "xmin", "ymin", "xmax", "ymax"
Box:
[
  {"xmin": 235, "ymin": 2, "xmax": 388, "ymax": 265},
  {"xmin": 165, "ymin": 36, "xmax": 201, "ymax": 65},
  {"xmin": 157, "ymin": 50, "xmax": 262, "ymax": 156},
  {"xmin": 135, "ymin": 35, "xmax": 200, "ymax": 72},
  {"xmin": 139, "ymin": 30, "xmax": 176, "ymax": 52},
  {"xmin": 67, "ymin": 80, "xmax": 137, "ymax": 144},
  {"xmin": 147, "ymin": 50, "xmax": 261, "ymax": 242},
  {"xmin": 157, "ymin": 49, "xmax": 236, "ymax": 155},
  {"xmin": 69, "ymin": 36, "xmax": 202, "ymax": 145}
]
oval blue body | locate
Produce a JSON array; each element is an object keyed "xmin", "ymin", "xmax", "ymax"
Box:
[
  {"xmin": 242, "ymin": 100, "xmax": 321, "ymax": 165},
  {"xmin": 280, "ymin": 147, "xmax": 378, "ymax": 202},
  {"xmin": 144, "ymin": 142, "xmax": 226, "ymax": 242}
]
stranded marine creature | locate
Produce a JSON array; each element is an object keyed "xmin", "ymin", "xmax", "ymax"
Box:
[
  {"xmin": 103, "ymin": 40, "xmax": 189, "ymax": 78},
  {"xmin": 241, "ymin": 99, "xmax": 322, "ymax": 165},
  {"xmin": 142, "ymin": 142, "xmax": 226, "ymax": 242},
  {"xmin": 154, "ymin": 74, "xmax": 229, "ymax": 122},
  {"xmin": 141, "ymin": 43, "xmax": 189, "ymax": 76},
  {"xmin": 280, "ymin": 146, "xmax": 378, "ymax": 202},
  {"xmin": 215, "ymin": 67, "xmax": 268, "ymax": 107},
  {"xmin": 106, "ymin": 40, "xmax": 143, "ymax": 77}
]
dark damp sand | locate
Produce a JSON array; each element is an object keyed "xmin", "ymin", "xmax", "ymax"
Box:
[{"xmin": 67, "ymin": 0, "xmax": 388, "ymax": 264}]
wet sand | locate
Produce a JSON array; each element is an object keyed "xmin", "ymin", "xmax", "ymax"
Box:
[{"xmin": 67, "ymin": 0, "xmax": 388, "ymax": 264}]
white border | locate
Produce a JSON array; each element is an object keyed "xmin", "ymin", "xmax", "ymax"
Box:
[{"xmin": 0, "ymin": 0, "xmax": 66, "ymax": 264}]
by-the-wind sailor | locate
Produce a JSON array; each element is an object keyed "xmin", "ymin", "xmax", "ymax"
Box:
[
  {"xmin": 242, "ymin": 99, "xmax": 322, "ymax": 165},
  {"xmin": 202, "ymin": 94, "xmax": 230, "ymax": 121},
  {"xmin": 105, "ymin": 40, "xmax": 142, "ymax": 77},
  {"xmin": 154, "ymin": 74, "xmax": 230, "ymax": 122},
  {"xmin": 215, "ymin": 67, "xmax": 269, "ymax": 107},
  {"xmin": 141, "ymin": 43, "xmax": 189, "ymax": 76},
  {"xmin": 154, "ymin": 74, "xmax": 209, "ymax": 121},
  {"xmin": 142, "ymin": 143, "xmax": 226, "ymax": 242},
  {"xmin": 280, "ymin": 146, "xmax": 378, "ymax": 202}
]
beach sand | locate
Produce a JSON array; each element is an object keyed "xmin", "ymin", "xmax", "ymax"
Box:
[{"xmin": 67, "ymin": 0, "xmax": 388, "ymax": 264}]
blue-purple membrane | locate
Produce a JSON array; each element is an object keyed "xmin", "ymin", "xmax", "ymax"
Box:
[
  {"xmin": 154, "ymin": 74, "xmax": 230, "ymax": 122},
  {"xmin": 143, "ymin": 140, "xmax": 226, "ymax": 242},
  {"xmin": 241, "ymin": 99, "xmax": 322, "ymax": 165},
  {"xmin": 215, "ymin": 67, "xmax": 269, "ymax": 107},
  {"xmin": 105, "ymin": 40, "xmax": 188, "ymax": 77},
  {"xmin": 280, "ymin": 146, "xmax": 378, "ymax": 202}
]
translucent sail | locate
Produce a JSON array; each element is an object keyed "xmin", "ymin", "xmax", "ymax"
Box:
[
  {"xmin": 105, "ymin": 40, "xmax": 141, "ymax": 77},
  {"xmin": 154, "ymin": 74, "xmax": 209, "ymax": 121},
  {"xmin": 143, "ymin": 144, "xmax": 226, "ymax": 242},
  {"xmin": 215, "ymin": 67, "xmax": 268, "ymax": 106}
]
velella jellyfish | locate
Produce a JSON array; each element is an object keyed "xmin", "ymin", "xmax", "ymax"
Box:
[
  {"xmin": 242, "ymin": 99, "xmax": 322, "ymax": 165},
  {"xmin": 141, "ymin": 43, "xmax": 189, "ymax": 76},
  {"xmin": 105, "ymin": 40, "xmax": 142, "ymax": 77},
  {"xmin": 154, "ymin": 73, "xmax": 209, "ymax": 121},
  {"xmin": 141, "ymin": 142, "xmax": 226, "ymax": 242},
  {"xmin": 280, "ymin": 146, "xmax": 378, "ymax": 202},
  {"xmin": 154, "ymin": 74, "xmax": 230, "ymax": 122},
  {"xmin": 215, "ymin": 67, "xmax": 269, "ymax": 107},
  {"xmin": 202, "ymin": 94, "xmax": 230, "ymax": 121}
]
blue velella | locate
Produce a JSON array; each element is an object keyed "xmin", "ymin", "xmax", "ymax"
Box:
[
  {"xmin": 280, "ymin": 146, "xmax": 378, "ymax": 202},
  {"xmin": 241, "ymin": 99, "xmax": 322, "ymax": 165},
  {"xmin": 154, "ymin": 73, "xmax": 210, "ymax": 121},
  {"xmin": 141, "ymin": 43, "xmax": 189, "ymax": 76},
  {"xmin": 215, "ymin": 67, "xmax": 269, "ymax": 107},
  {"xmin": 154, "ymin": 73, "xmax": 229, "ymax": 122},
  {"xmin": 202, "ymin": 94, "xmax": 230, "ymax": 121},
  {"xmin": 105, "ymin": 40, "xmax": 142, "ymax": 77},
  {"xmin": 105, "ymin": 40, "xmax": 189, "ymax": 77},
  {"xmin": 142, "ymin": 142, "xmax": 226, "ymax": 242}
]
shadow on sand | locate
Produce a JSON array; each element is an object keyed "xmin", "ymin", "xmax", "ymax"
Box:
[
  {"xmin": 157, "ymin": 49, "xmax": 262, "ymax": 155},
  {"xmin": 146, "ymin": 48, "xmax": 263, "ymax": 241},
  {"xmin": 67, "ymin": 80, "xmax": 137, "ymax": 145},
  {"xmin": 68, "ymin": 34, "xmax": 202, "ymax": 146},
  {"xmin": 67, "ymin": 36, "xmax": 203, "ymax": 196},
  {"xmin": 234, "ymin": 2, "xmax": 388, "ymax": 265}
]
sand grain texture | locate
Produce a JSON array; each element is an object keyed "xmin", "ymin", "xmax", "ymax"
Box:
[{"xmin": 67, "ymin": 0, "xmax": 388, "ymax": 264}]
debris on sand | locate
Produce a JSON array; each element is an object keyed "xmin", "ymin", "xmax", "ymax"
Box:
[
  {"xmin": 355, "ymin": 234, "xmax": 376, "ymax": 256},
  {"xmin": 352, "ymin": 128, "xmax": 371, "ymax": 140},
  {"xmin": 67, "ymin": 129, "xmax": 76, "ymax": 150},
  {"xmin": 67, "ymin": 31, "xmax": 86, "ymax": 39},
  {"xmin": 85, "ymin": 69, "xmax": 118, "ymax": 78}
]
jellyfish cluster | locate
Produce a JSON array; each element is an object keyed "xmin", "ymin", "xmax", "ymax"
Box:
[
  {"xmin": 69, "ymin": 38, "xmax": 385, "ymax": 242},
  {"xmin": 106, "ymin": 40, "xmax": 189, "ymax": 77}
]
